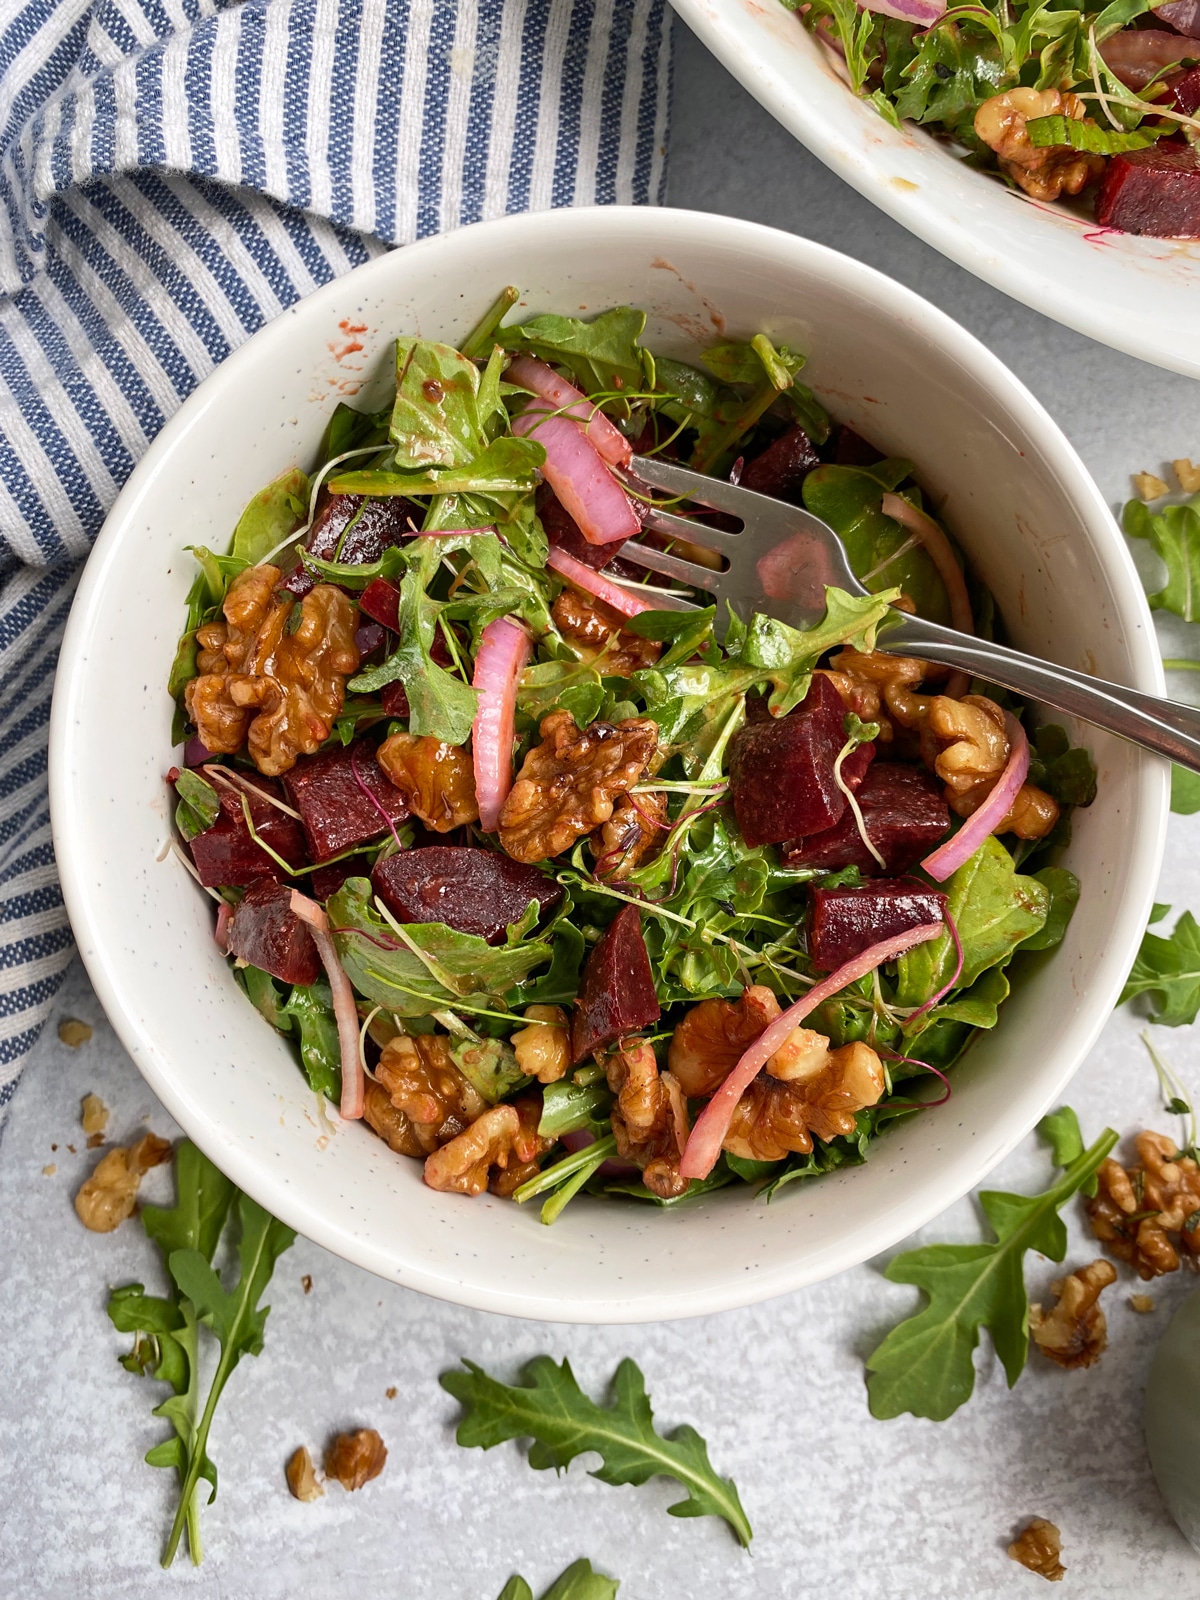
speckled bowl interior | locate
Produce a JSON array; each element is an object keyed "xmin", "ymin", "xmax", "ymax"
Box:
[{"xmin": 50, "ymin": 207, "xmax": 1167, "ymax": 1322}]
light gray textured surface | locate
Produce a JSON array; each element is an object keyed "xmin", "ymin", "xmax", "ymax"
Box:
[{"xmin": 4, "ymin": 24, "xmax": 1200, "ymax": 1597}]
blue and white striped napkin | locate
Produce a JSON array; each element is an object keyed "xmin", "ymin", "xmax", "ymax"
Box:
[{"xmin": 0, "ymin": 0, "xmax": 672, "ymax": 1115}]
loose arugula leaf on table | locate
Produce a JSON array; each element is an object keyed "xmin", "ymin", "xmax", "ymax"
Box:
[
  {"xmin": 1172, "ymin": 765, "xmax": 1200, "ymax": 815},
  {"xmin": 1124, "ymin": 494, "xmax": 1200, "ymax": 621},
  {"xmin": 496, "ymin": 1561, "xmax": 619, "ymax": 1600},
  {"xmin": 1120, "ymin": 906, "xmax": 1200, "ymax": 1025},
  {"xmin": 864, "ymin": 1113, "xmax": 1118, "ymax": 1421},
  {"xmin": 442, "ymin": 1355, "xmax": 752, "ymax": 1546}
]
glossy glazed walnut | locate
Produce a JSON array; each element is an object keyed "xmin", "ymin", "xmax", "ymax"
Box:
[
  {"xmin": 186, "ymin": 564, "xmax": 361, "ymax": 776},
  {"xmin": 362, "ymin": 1079, "xmax": 426, "ymax": 1159},
  {"xmin": 551, "ymin": 588, "xmax": 662, "ymax": 677},
  {"xmin": 723, "ymin": 1039, "xmax": 886, "ymax": 1160},
  {"xmin": 511, "ymin": 1005, "xmax": 572, "ymax": 1085},
  {"xmin": 376, "ymin": 732, "xmax": 479, "ymax": 831},
  {"xmin": 73, "ymin": 1132, "xmax": 172, "ymax": 1232},
  {"xmin": 498, "ymin": 710, "xmax": 658, "ymax": 864},
  {"xmin": 1007, "ymin": 1518, "xmax": 1066, "ymax": 1582},
  {"xmin": 422, "ymin": 1103, "xmax": 545, "ymax": 1196},
  {"xmin": 668, "ymin": 986, "xmax": 791, "ymax": 1099},
  {"xmin": 592, "ymin": 790, "xmax": 667, "ymax": 881},
  {"xmin": 488, "ymin": 1094, "xmax": 553, "ymax": 1197},
  {"xmin": 975, "ymin": 88, "xmax": 1104, "ymax": 202},
  {"xmin": 605, "ymin": 1039, "xmax": 689, "ymax": 1198},
  {"xmin": 1029, "ymin": 1259, "xmax": 1118, "ymax": 1369},
  {"xmin": 324, "ymin": 1429, "xmax": 387, "ymax": 1491},
  {"xmin": 1087, "ymin": 1131, "xmax": 1200, "ymax": 1279},
  {"xmin": 371, "ymin": 1033, "xmax": 487, "ymax": 1157}
]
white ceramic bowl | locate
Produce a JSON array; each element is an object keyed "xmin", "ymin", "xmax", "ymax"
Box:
[
  {"xmin": 672, "ymin": 0, "xmax": 1200, "ymax": 378},
  {"xmin": 50, "ymin": 207, "xmax": 1166, "ymax": 1322}
]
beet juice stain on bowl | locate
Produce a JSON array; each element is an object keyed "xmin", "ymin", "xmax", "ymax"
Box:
[{"xmin": 50, "ymin": 209, "xmax": 1165, "ymax": 1321}]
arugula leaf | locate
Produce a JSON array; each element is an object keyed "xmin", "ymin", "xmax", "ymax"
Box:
[
  {"xmin": 316, "ymin": 399, "xmax": 390, "ymax": 467},
  {"xmin": 173, "ymin": 770, "xmax": 220, "ymax": 841},
  {"xmin": 497, "ymin": 1561, "xmax": 619, "ymax": 1600},
  {"xmin": 229, "ymin": 468, "xmax": 309, "ymax": 566},
  {"xmin": 519, "ymin": 657, "xmax": 607, "ymax": 728},
  {"xmin": 502, "ymin": 307, "xmax": 648, "ymax": 397},
  {"xmin": 1027, "ymin": 114, "xmax": 1164, "ymax": 154},
  {"xmin": 389, "ymin": 338, "xmax": 489, "ymax": 468},
  {"xmin": 1172, "ymin": 765, "xmax": 1200, "ymax": 815},
  {"xmin": 1120, "ymin": 907, "xmax": 1200, "ymax": 1025},
  {"xmin": 1019, "ymin": 866, "xmax": 1080, "ymax": 954},
  {"xmin": 864, "ymin": 1118, "xmax": 1118, "ymax": 1420},
  {"xmin": 1124, "ymin": 494, "xmax": 1200, "ymax": 621},
  {"xmin": 441, "ymin": 1355, "xmax": 752, "ymax": 1546},
  {"xmin": 1027, "ymin": 723, "xmax": 1097, "ymax": 807},
  {"xmin": 1037, "ymin": 1105, "xmax": 1098, "ymax": 1198},
  {"xmin": 279, "ymin": 981, "xmax": 341, "ymax": 1101},
  {"xmin": 538, "ymin": 1079, "xmax": 613, "ymax": 1137},
  {"xmin": 140, "ymin": 1142, "xmax": 238, "ymax": 1266},
  {"xmin": 332, "ymin": 434, "xmax": 545, "ymax": 498},
  {"xmin": 889, "ymin": 16, "xmax": 1008, "ymax": 139},
  {"xmin": 451, "ymin": 1036, "xmax": 529, "ymax": 1103}
]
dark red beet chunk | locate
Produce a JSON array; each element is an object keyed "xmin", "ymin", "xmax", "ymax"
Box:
[
  {"xmin": 187, "ymin": 776, "xmax": 307, "ymax": 888},
  {"xmin": 739, "ymin": 424, "xmax": 819, "ymax": 503},
  {"xmin": 359, "ymin": 576, "xmax": 400, "ymax": 631},
  {"xmin": 372, "ymin": 847, "xmax": 562, "ymax": 944},
  {"xmin": 808, "ymin": 877, "xmax": 948, "ymax": 971},
  {"xmin": 1097, "ymin": 145, "xmax": 1200, "ymax": 237},
  {"xmin": 540, "ymin": 484, "xmax": 627, "ymax": 570},
  {"xmin": 571, "ymin": 904, "xmax": 661, "ymax": 1063},
  {"xmin": 728, "ymin": 674, "xmax": 873, "ymax": 848},
  {"xmin": 784, "ymin": 762, "xmax": 949, "ymax": 875},
  {"xmin": 283, "ymin": 740, "xmax": 409, "ymax": 862},
  {"xmin": 309, "ymin": 854, "xmax": 371, "ymax": 901},
  {"xmin": 226, "ymin": 881, "xmax": 322, "ymax": 985},
  {"xmin": 1168, "ymin": 63, "xmax": 1200, "ymax": 114},
  {"xmin": 833, "ymin": 426, "xmax": 883, "ymax": 467},
  {"xmin": 280, "ymin": 492, "xmax": 419, "ymax": 597}
]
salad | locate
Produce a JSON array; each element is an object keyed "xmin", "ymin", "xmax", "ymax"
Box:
[
  {"xmin": 792, "ymin": 0, "xmax": 1200, "ymax": 237},
  {"xmin": 166, "ymin": 289, "xmax": 1094, "ymax": 1220}
]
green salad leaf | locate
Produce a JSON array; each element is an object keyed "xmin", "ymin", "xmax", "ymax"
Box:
[
  {"xmin": 1124, "ymin": 494, "xmax": 1200, "ymax": 621},
  {"xmin": 388, "ymin": 338, "xmax": 492, "ymax": 468},
  {"xmin": 279, "ymin": 981, "xmax": 341, "ymax": 1101},
  {"xmin": 1173, "ymin": 765, "xmax": 1200, "ymax": 814},
  {"xmin": 173, "ymin": 770, "xmax": 219, "ymax": 841},
  {"xmin": 496, "ymin": 1561, "xmax": 619, "ymax": 1600},
  {"xmin": 1027, "ymin": 114, "xmax": 1165, "ymax": 154},
  {"xmin": 441, "ymin": 1355, "xmax": 753, "ymax": 1546},
  {"xmin": 1120, "ymin": 906, "xmax": 1200, "ymax": 1026},
  {"xmin": 501, "ymin": 306, "xmax": 648, "ymax": 397},
  {"xmin": 229, "ymin": 467, "xmax": 309, "ymax": 566}
]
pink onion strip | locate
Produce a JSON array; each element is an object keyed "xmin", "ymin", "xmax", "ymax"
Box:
[
  {"xmin": 880, "ymin": 491, "xmax": 973, "ymax": 697},
  {"xmin": 861, "ymin": 0, "xmax": 946, "ymax": 22},
  {"xmin": 290, "ymin": 890, "xmax": 364, "ymax": 1121},
  {"xmin": 505, "ymin": 355, "xmax": 632, "ymax": 467},
  {"xmin": 214, "ymin": 901, "xmax": 232, "ymax": 951},
  {"xmin": 471, "ymin": 616, "xmax": 533, "ymax": 831},
  {"xmin": 878, "ymin": 1052, "xmax": 952, "ymax": 1111},
  {"xmin": 514, "ymin": 400, "xmax": 640, "ymax": 545},
  {"xmin": 545, "ymin": 547, "xmax": 657, "ymax": 618},
  {"xmin": 921, "ymin": 712, "xmax": 1029, "ymax": 882},
  {"xmin": 679, "ymin": 920, "xmax": 945, "ymax": 1180}
]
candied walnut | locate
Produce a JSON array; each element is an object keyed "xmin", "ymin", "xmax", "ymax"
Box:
[
  {"xmin": 927, "ymin": 695, "xmax": 1059, "ymax": 840},
  {"xmin": 58, "ymin": 1018, "xmax": 93, "ymax": 1047},
  {"xmin": 1008, "ymin": 1518, "xmax": 1065, "ymax": 1582},
  {"xmin": 73, "ymin": 1132, "xmax": 172, "ymax": 1233},
  {"xmin": 285, "ymin": 1445, "xmax": 324, "ymax": 1502},
  {"xmin": 488, "ymin": 1094, "xmax": 553, "ymax": 1197},
  {"xmin": 1134, "ymin": 471, "xmax": 1170, "ymax": 502},
  {"xmin": 1087, "ymin": 1131, "xmax": 1200, "ymax": 1279},
  {"xmin": 668, "ymin": 986, "xmax": 792, "ymax": 1099},
  {"xmin": 80, "ymin": 1092, "xmax": 108, "ymax": 1138},
  {"xmin": 423, "ymin": 1103, "xmax": 545, "ymax": 1196},
  {"xmin": 724, "ymin": 1039, "xmax": 885, "ymax": 1160},
  {"xmin": 498, "ymin": 710, "xmax": 658, "ymax": 864},
  {"xmin": 185, "ymin": 565, "xmax": 361, "ymax": 776},
  {"xmin": 376, "ymin": 731, "xmax": 479, "ymax": 831},
  {"xmin": 324, "ymin": 1428, "xmax": 387, "ymax": 1491},
  {"xmin": 511, "ymin": 1005, "xmax": 572, "ymax": 1085},
  {"xmin": 1029, "ymin": 1259, "xmax": 1117, "ymax": 1369},
  {"xmin": 605, "ymin": 1039, "xmax": 690, "ymax": 1198},
  {"xmin": 975, "ymin": 88, "xmax": 1105, "ymax": 202},
  {"xmin": 372, "ymin": 1032, "xmax": 487, "ymax": 1157},
  {"xmin": 828, "ymin": 648, "xmax": 935, "ymax": 738},
  {"xmin": 551, "ymin": 588, "xmax": 662, "ymax": 677},
  {"xmin": 363, "ymin": 1079, "xmax": 426, "ymax": 1159},
  {"xmin": 592, "ymin": 790, "xmax": 667, "ymax": 881}
]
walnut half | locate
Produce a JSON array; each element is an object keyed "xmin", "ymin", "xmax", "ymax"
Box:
[
  {"xmin": 1087, "ymin": 1132, "xmax": 1200, "ymax": 1279},
  {"xmin": 1008, "ymin": 1518, "xmax": 1065, "ymax": 1582},
  {"xmin": 74, "ymin": 1133, "xmax": 172, "ymax": 1233},
  {"xmin": 1029, "ymin": 1259, "xmax": 1117, "ymax": 1369},
  {"xmin": 422, "ymin": 1102, "xmax": 547, "ymax": 1196},
  {"xmin": 324, "ymin": 1429, "xmax": 387, "ymax": 1491}
]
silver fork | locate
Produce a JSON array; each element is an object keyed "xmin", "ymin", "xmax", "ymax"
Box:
[{"xmin": 618, "ymin": 453, "xmax": 1200, "ymax": 775}]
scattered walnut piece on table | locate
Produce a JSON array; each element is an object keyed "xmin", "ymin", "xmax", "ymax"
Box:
[
  {"xmin": 1008, "ymin": 1518, "xmax": 1065, "ymax": 1582},
  {"xmin": 498, "ymin": 710, "xmax": 658, "ymax": 864},
  {"xmin": 301, "ymin": 1274, "xmax": 313, "ymax": 1294},
  {"xmin": 511, "ymin": 1005, "xmax": 572, "ymax": 1085},
  {"xmin": 80, "ymin": 1093, "xmax": 108, "ymax": 1139},
  {"xmin": 58, "ymin": 1019, "xmax": 93, "ymax": 1048},
  {"xmin": 551, "ymin": 588, "xmax": 662, "ymax": 677},
  {"xmin": 376, "ymin": 731, "xmax": 479, "ymax": 830},
  {"xmin": 285, "ymin": 1445, "xmax": 324, "ymax": 1502},
  {"xmin": 385, "ymin": 1386, "xmax": 397, "ymax": 1400},
  {"xmin": 74, "ymin": 1133, "xmax": 172, "ymax": 1233},
  {"xmin": 324, "ymin": 1429, "xmax": 387, "ymax": 1491},
  {"xmin": 1087, "ymin": 1132, "xmax": 1200, "ymax": 1279},
  {"xmin": 1175, "ymin": 459, "xmax": 1200, "ymax": 494},
  {"xmin": 1029, "ymin": 1259, "xmax": 1117, "ymax": 1369},
  {"xmin": 42, "ymin": 1164, "xmax": 57, "ymax": 1177},
  {"xmin": 1130, "ymin": 1293, "xmax": 1156, "ymax": 1313},
  {"xmin": 1133, "ymin": 471, "xmax": 1170, "ymax": 502}
]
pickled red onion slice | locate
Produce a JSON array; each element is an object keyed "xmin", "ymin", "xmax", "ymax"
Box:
[
  {"xmin": 472, "ymin": 616, "xmax": 532, "ymax": 832},
  {"xmin": 505, "ymin": 355, "xmax": 632, "ymax": 467},
  {"xmin": 513, "ymin": 400, "xmax": 640, "ymax": 545},
  {"xmin": 545, "ymin": 547, "xmax": 657, "ymax": 617},
  {"xmin": 921, "ymin": 711, "xmax": 1029, "ymax": 882},
  {"xmin": 290, "ymin": 890, "xmax": 365, "ymax": 1121}
]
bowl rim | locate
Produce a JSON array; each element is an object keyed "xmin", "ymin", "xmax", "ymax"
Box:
[{"xmin": 49, "ymin": 205, "xmax": 1168, "ymax": 1321}]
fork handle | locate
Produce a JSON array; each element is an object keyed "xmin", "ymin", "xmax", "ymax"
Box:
[{"xmin": 885, "ymin": 613, "xmax": 1200, "ymax": 775}]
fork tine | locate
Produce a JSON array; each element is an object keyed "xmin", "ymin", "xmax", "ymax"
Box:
[
  {"xmin": 627, "ymin": 453, "xmax": 768, "ymax": 520},
  {"xmin": 620, "ymin": 539, "xmax": 723, "ymax": 592},
  {"xmin": 640, "ymin": 506, "xmax": 742, "ymax": 552}
]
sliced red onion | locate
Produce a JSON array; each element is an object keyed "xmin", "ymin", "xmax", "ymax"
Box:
[
  {"xmin": 860, "ymin": 0, "xmax": 946, "ymax": 21},
  {"xmin": 545, "ymin": 547, "xmax": 657, "ymax": 618},
  {"xmin": 214, "ymin": 901, "xmax": 232, "ymax": 951},
  {"xmin": 880, "ymin": 491, "xmax": 973, "ymax": 698},
  {"xmin": 513, "ymin": 400, "xmax": 640, "ymax": 545},
  {"xmin": 921, "ymin": 712, "xmax": 1029, "ymax": 882},
  {"xmin": 678, "ymin": 920, "xmax": 944, "ymax": 1181},
  {"xmin": 471, "ymin": 616, "xmax": 532, "ymax": 832},
  {"xmin": 1156, "ymin": 0, "xmax": 1200, "ymax": 38},
  {"xmin": 505, "ymin": 355, "xmax": 632, "ymax": 468},
  {"xmin": 1101, "ymin": 27, "xmax": 1192, "ymax": 88},
  {"xmin": 289, "ymin": 890, "xmax": 364, "ymax": 1121},
  {"xmin": 183, "ymin": 736, "xmax": 214, "ymax": 768}
]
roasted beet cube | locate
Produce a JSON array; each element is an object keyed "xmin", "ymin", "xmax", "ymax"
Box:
[
  {"xmin": 728, "ymin": 674, "xmax": 872, "ymax": 848},
  {"xmin": 283, "ymin": 740, "xmax": 409, "ymax": 862},
  {"xmin": 833, "ymin": 426, "xmax": 883, "ymax": 467},
  {"xmin": 739, "ymin": 424, "xmax": 819, "ymax": 503},
  {"xmin": 540, "ymin": 484, "xmax": 627, "ymax": 570},
  {"xmin": 187, "ymin": 776, "xmax": 307, "ymax": 888},
  {"xmin": 226, "ymin": 881, "xmax": 322, "ymax": 986},
  {"xmin": 281, "ymin": 492, "xmax": 419, "ymax": 596},
  {"xmin": 308, "ymin": 854, "xmax": 371, "ymax": 901},
  {"xmin": 1097, "ymin": 145, "xmax": 1200, "ymax": 237},
  {"xmin": 372, "ymin": 847, "xmax": 562, "ymax": 944},
  {"xmin": 359, "ymin": 576, "xmax": 400, "ymax": 632},
  {"xmin": 571, "ymin": 904, "xmax": 661, "ymax": 1063},
  {"xmin": 783, "ymin": 762, "xmax": 949, "ymax": 875},
  {"xmin": 808, "ymin": 877, "xmax": 948, "ymax": 971},
  {"xmin": 1158, "ymin": 0, "xmax": 1200, "ymax": 35},
  {"xmin": 1168, "ymin": 63, "xmax": 1200, "ymax": 116}
]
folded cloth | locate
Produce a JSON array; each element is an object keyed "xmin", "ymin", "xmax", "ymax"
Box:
[{"xmin": 0, "ymin": 0, "xmax": 672, "ymax": 1116}]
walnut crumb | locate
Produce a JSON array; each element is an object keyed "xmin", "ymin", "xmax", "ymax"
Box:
[
  {"xmin": 385, "ymin": 1386, "xmax": 397, "ymax": 1400},
  {"xmin": 1175, "ymin": 459, "xmax": 1200, "ymax": 494},
  {"xmin": 67, "ymin": 1144, "xmax": 76, "ymax": 1154},
  {"xmin": 74, "ymin": 1133, "xmax": 172, "ymax": 1233},
  {"xmin": 1008, "ymin": 1518, "xmax": 1065, "ymax": 1581},
  {"xmin": 42, "ymin": 1164, "xmax": 57, "ymax": 1177},
  {"xmin": 1130, "ymin": 1293, "xmax": 1155, "ymax": 1313},
  {"xmin": 285, "ymin": 1446, "xmax": 324, "ymax": 1503},
  {"xmin": 81, "ymin": 1093, "xmax": 109, "ymax": 1137},
  {"xmin": 324, "ymin": 1428, "xmax": 387, "ymax": 1491},
  {"xmin": 87, "ymin": 1133, "xmax": 104, "ymax": 1148},
  {"xmin": 50, "ymin": 1144, "xmax": 57, "ymax": 1152},
  {"xmin": 58, "ymin": 1018, "xmax": 93, "ymax": 1048},
  {"xmin": 1133, "ymin": 471, "xmax": 1170, "ymax": 502},
  {"xmin": 301, "ymin": 1274, "xmax": 313, "ymax": 1294}
]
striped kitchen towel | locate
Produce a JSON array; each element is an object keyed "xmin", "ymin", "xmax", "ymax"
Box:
[{"xmin": 0, "ymin": 0, "xmax": 673, "ymax": 1115}]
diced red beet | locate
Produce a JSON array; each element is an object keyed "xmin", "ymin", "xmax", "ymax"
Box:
[
  {"xmin": 359, "ymin": 576, "xmax": 400, "ymax": 631},
  {"xmin": 1158, "ymin": 0, "xmax": 1200, "ymax": 37},
  {"xmin": 309, "ymin": 854, "xmax": 371, "ymax": 901},
  {"xmin": 1167, "ymin": 63, "xmax": 1200, "ymax": 114},
  {"xmin": 1097, "ymin": 144, "xmax": 1200, "ymax": 236},
  {"xmin": 739, "ymin": 424, "xmax": 820, "ymax": 503},
  {"xmin": 283, "ymin": 740, "xmax": 410, "ymax": 862},
  {"xmin": 355, "ymin": 620, "xmax": 387, "ymax": 658},
  {"xmin": 808, "ymin": 877, "xmax": 948, "ymax": 971},
  {"xmin": 728, "ymin": 674, "xmax": 873, "ymax": 849},
  {"xmin": 280, "ymin": 492, "xmax": 419, "ymax": 597},
  {"xmin": 540, "ymin": 485, "xmax": 628, "ymax": 570},
  {"xmin": 226, "ymin": 881, "xmax": 323, "ymax": 985},
  {"xmin": 372, "ymin": 847, "xmax": 562, "ymax": 944},
  {"xmin": 571, "ymin": 904, "xmax": 661, "ymax": 1064},
  {"xmin": 187, "ymin": 776, "xmax": 307, "ymax": 888},
  {"xmin": 833, "ymin": 426, "xmax": 884, "ymax": 467},
  {"xmin": 783, "ymin": 762, "xmax": 950, "ymax": 875}
]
